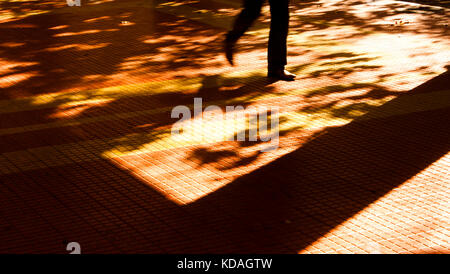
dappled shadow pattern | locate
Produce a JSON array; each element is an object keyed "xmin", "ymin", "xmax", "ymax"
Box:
[
  {"xmin": 0, "ymin": 69, "xmax": 448, "ymax": 253},
  {"xmin": 0, "ymin": 0, "xmax": 245, "ymax": 98},
  {"xmin": 0, "ymin": 0, "xmax": 449, "ymax": 253}
]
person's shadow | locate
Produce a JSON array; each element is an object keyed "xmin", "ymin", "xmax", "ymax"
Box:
[
  {"xmin": 164, "ymin": 68, "xmax": 450, "ymax": 253},
  {"xmin": 1, "ymin": 70, "xmax": 448, "ymax": 254}
]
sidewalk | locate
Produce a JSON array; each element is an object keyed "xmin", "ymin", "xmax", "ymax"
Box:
[{"xmin": 0, "ymin": 0, "xmax": 448, "ymax": 253}]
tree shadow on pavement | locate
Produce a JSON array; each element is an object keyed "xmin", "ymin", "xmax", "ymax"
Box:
[
  {"xmin": 169, "ymin": 69, "xmax": 450, "ymax": 253},
  {"xmin": 0, "ymin": 0, "xmax": 449, "ymax": 253}
]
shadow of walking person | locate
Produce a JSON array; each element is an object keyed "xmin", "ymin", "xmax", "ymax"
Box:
[{"xmin": 173, "ymin": 69, "xmax": 450, "ymax": 253}]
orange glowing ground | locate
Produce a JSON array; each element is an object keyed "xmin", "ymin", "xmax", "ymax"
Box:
[{"xmin": 0, "ymin": 0, "xmax": 448, "ymax": 253}]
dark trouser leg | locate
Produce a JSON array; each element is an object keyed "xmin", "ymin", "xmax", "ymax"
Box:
[
  {"xmin": 226, "ymin": 0, "xmax": 264, "ymax": 43},
  {"xmin": 267, "ymin": 0, "xmax": 290, "ymax": 71}
]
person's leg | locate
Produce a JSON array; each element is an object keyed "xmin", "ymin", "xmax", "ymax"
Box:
[
  {"xmin": 225, "ymin": 0, "xmax": 264, "ymax": 65},
  {"xmin": 267, "ymin": 0, "xmax": 295, "ymax": 80},
  {"xmin": 226, "ymin": 0, "xmax": 264, "ymax": 43}
]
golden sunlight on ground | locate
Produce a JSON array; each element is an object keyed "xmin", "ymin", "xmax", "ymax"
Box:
[
  {"xmin": 0, "ymin": 0, "xmax": 448, "ymax": 253},
  {"xmin": 301, "ymin": 152, "xmax": 450, "ymax": 254}
]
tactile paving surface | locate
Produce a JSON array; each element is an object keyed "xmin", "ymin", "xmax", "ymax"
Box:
[{"xmin": 0, "ymin": 0, "xmax": 448, "ymax": 253}]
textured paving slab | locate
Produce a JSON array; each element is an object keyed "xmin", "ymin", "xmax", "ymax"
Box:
[{"xmin": 0, "ymin": 0, "xmax": 449, "ymax": 253}]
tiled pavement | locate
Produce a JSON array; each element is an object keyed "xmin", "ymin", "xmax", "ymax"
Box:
[{"xmin": 0, "ymin": 0, "xmax": 449, "ymax": 253}]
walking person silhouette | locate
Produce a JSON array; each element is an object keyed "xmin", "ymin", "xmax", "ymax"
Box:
[{"xmin": 224, "ymin": 0, "xmax": 296, "ymax": 81}]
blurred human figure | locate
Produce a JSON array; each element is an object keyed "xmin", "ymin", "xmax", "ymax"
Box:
[{"xmin": 224, "ymin": 0, "xmax": 295, "ymax": 81}]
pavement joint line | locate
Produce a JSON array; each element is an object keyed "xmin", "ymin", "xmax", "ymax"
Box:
[
  {"xmin": 0, "ymin": 57, "xmax": 440, "ymax": 115},
  {"xmin": 0, "ymin": 79, "xmax": 448, "ymax": 136},
  {"xmin": 0, "ymin": 76, "xmax": 204, "ymax": 114},
  {"xmin": 0, "ymin": 67, "xmax": 296, "ymax": 114},
  {"xmin": 0, "ymin": 90, "xmax": 449, "ymax": 175}
]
